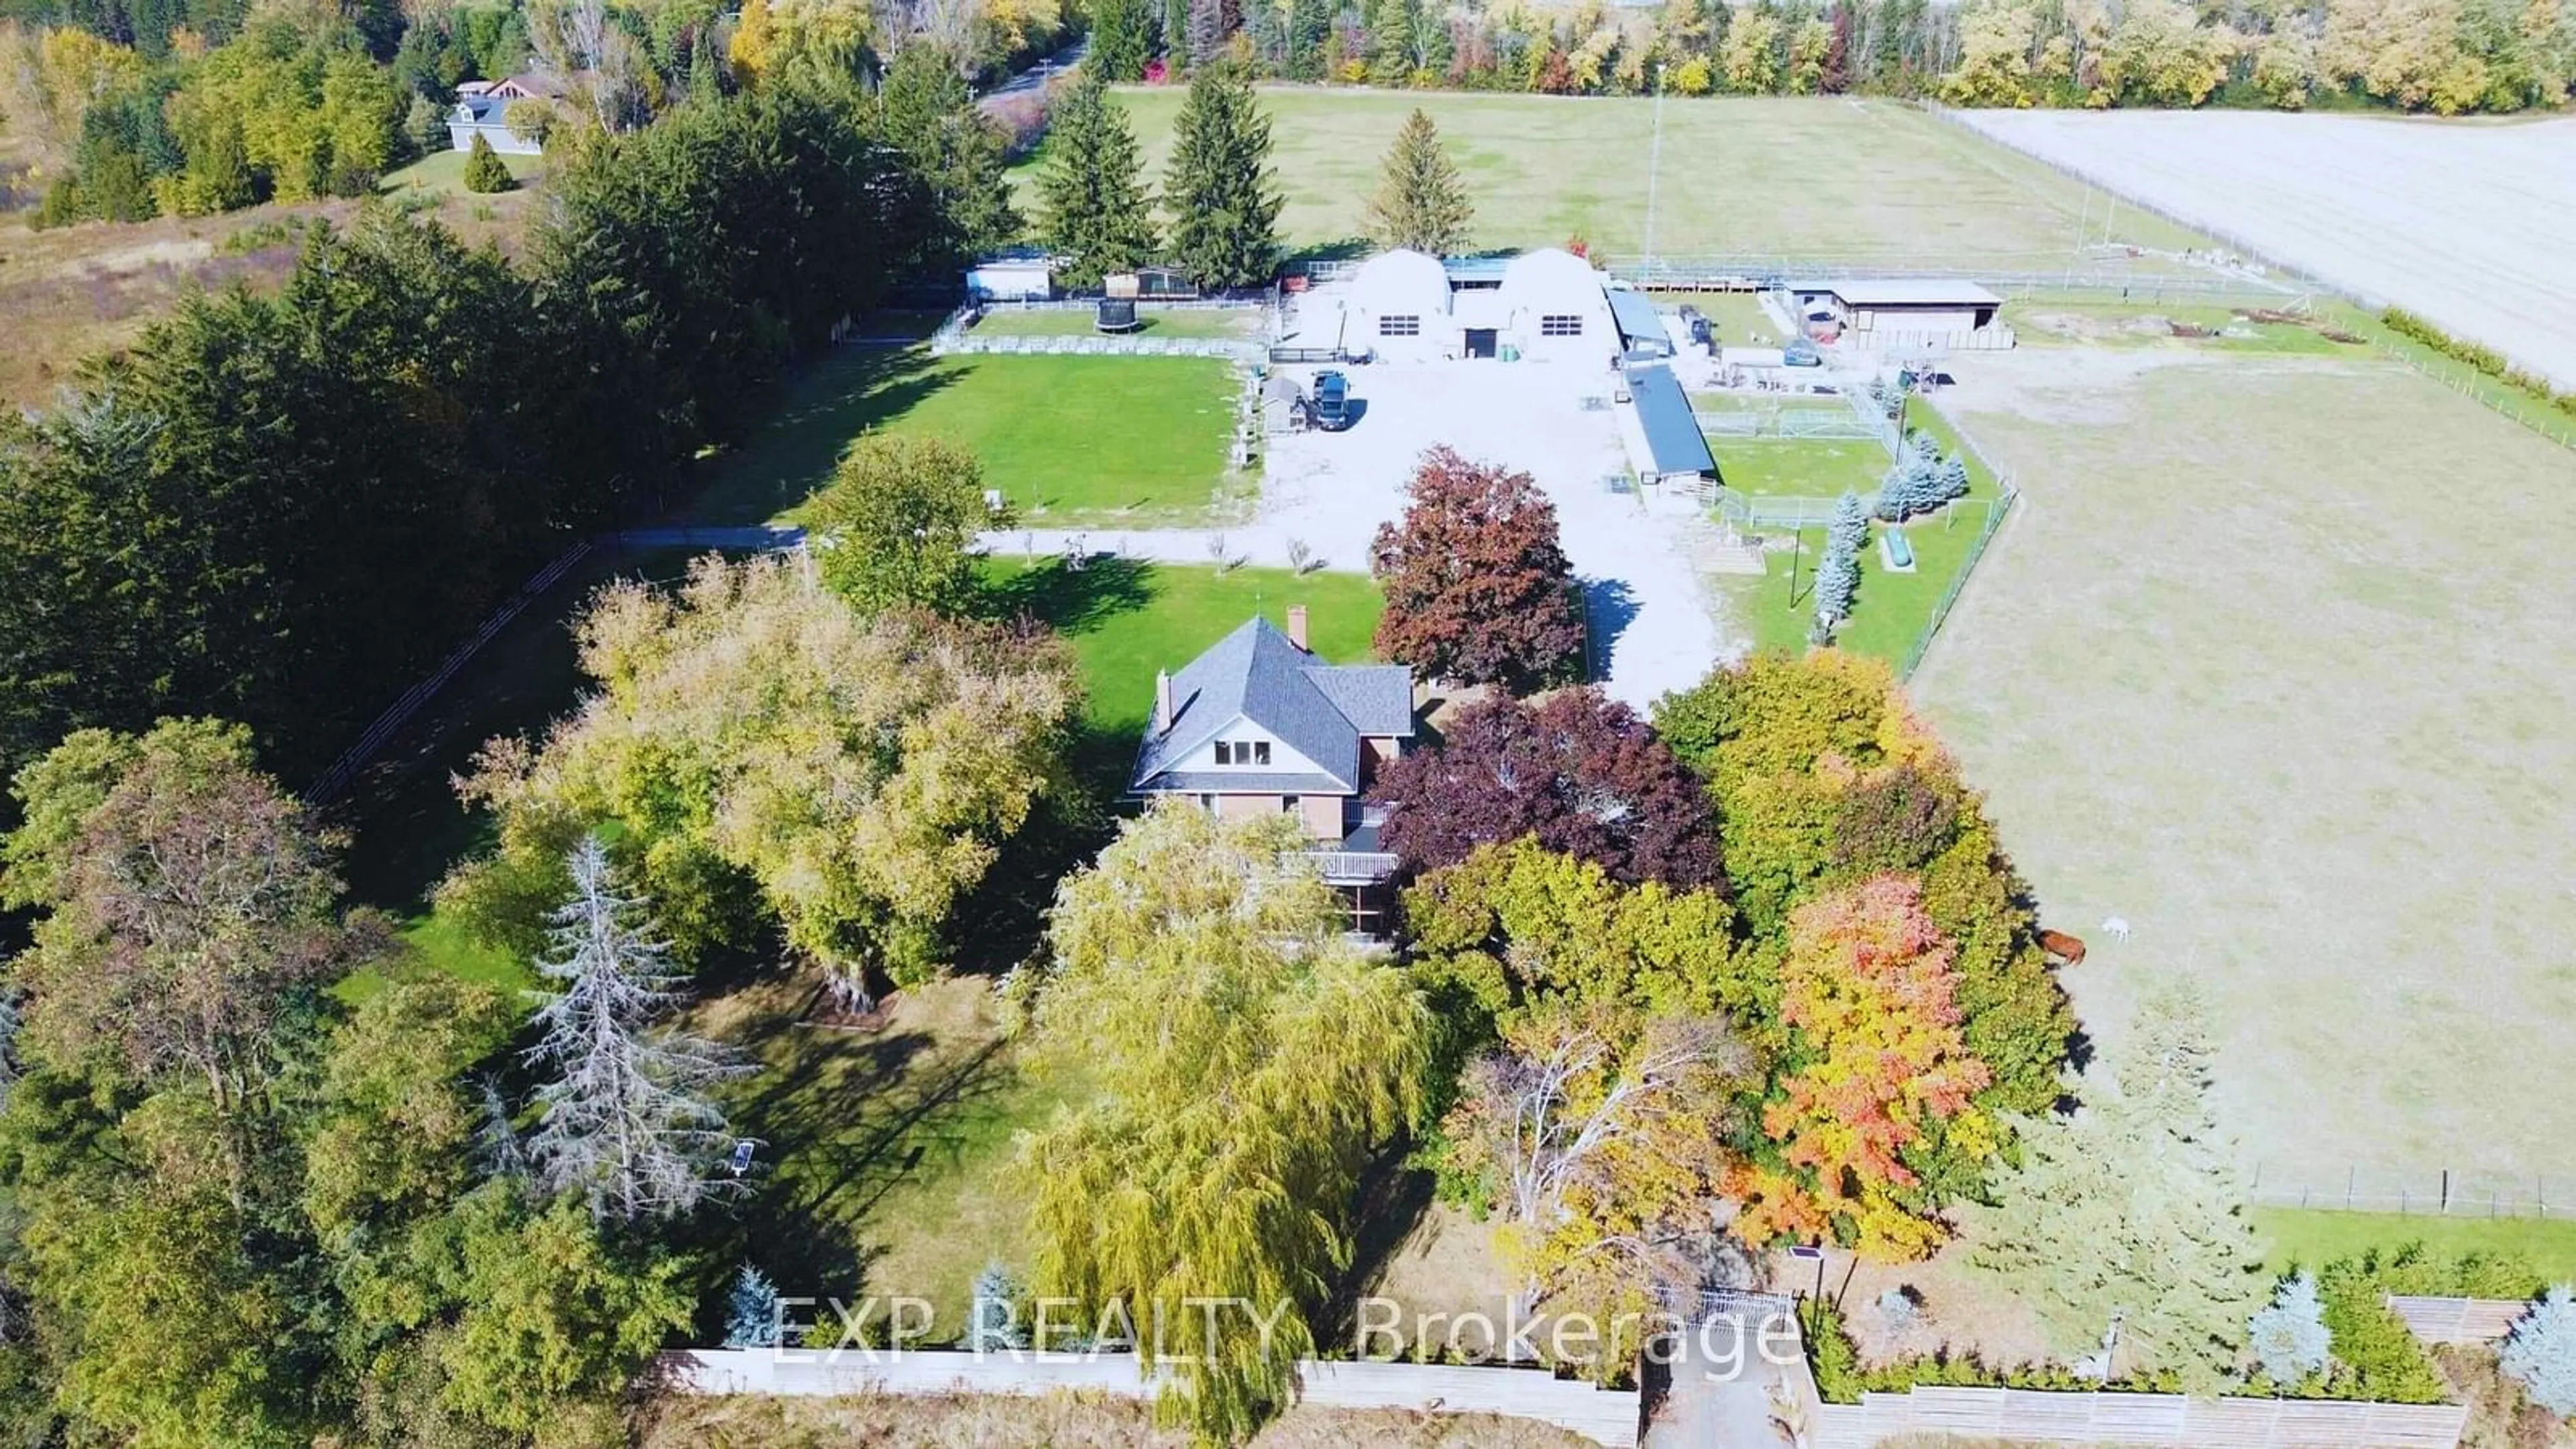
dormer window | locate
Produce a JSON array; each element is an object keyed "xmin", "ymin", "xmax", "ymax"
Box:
[{"xmin": 1214, "ymin": 739, "xmax": 1271, "ymax": 766}]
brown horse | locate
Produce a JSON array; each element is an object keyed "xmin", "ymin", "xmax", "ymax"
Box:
[{"xmin": 2037, "ymin": 929, "xmax": 2088, "ymax": 966}]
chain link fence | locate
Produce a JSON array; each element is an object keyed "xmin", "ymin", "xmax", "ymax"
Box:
[{"xmin": 2249, "ymin": 1163, "xmax": 2576, "ymax": 1220}]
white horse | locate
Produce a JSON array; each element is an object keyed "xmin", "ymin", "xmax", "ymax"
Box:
[{"xmin": 2101, "ymin": 916, "xmax": 2133, "ymax": 943}]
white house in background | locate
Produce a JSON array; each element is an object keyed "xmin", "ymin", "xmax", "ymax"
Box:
[
  {"xmin": 965, "ymin": 248, "xmax": 1056, "ymax": 302},
  {"xmin": 447, "ymin": 93, "xmax": 541, "ymax": 155},
  {"xmin": 1347, "ymin": 248, "xmax": 1453, "ymax": 363}
]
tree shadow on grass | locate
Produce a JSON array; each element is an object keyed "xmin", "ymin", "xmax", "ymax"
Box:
[
  {"xmin": 678, "ymin": 345, "xmax": 967, "ymax": 527},
  {"xmin": 1320, "ymin": 1151, "xmax": 1441, "ymax": 1348},
  {"xmin": 690, "ymin": 975, "xmax": 1025, "ymax": 1309},
  {"xmin": 976, "ymin": 553, "xmax": 1157, "ymax": 636}
]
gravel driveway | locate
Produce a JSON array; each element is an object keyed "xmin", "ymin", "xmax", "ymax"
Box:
[{"xmin": 984, "ymin": 362, "xmax": 1733, "ymax": 708}]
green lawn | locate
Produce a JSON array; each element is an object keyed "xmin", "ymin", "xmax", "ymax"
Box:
[
  {"xmin": 2257, "ymin": 1210, "xmax": 2576, "ymax": 1285},
  {"xmin": 1717, "ymin": 399, "xmax": 2006, "ymax": 668},
  {"xmin": 981, "ymin": 557, "xmax": 1383, "ymax": 741},
  {"xmin": 1013, "ymin": 88, "xmax": 2213, "ymax": 262},
  {"xmin": 1710, "ymin": 438, "xmax": 1887, "ymax": 498},
  {"xmin": 379, "ymin": 146, "xmax": 545, "ymax": 199},
  {"xmin": 688, "ymin": 347, "xmax": 1245, "ymax": 528},
  {"xmin": 970, "ymin": 306, "xmax": 1265, "ymax": 339}
]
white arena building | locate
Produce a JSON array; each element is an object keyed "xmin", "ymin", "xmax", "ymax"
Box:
[{"xmin": 1291, "ymin": 247, "xmax": 1620, "ymax": 365}]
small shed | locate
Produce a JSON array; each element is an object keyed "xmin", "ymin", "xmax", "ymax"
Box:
[
  {"xmin": 967, "ymin": 249, "xmax": 1055, "ymax": 303},
  {"xmin": 1605, "ymin": 287, "xmax": 1672, "ymax": 360},
  {"xmin": 1622, "ymin": 364, "xmax": 1715, "ymax": 487},
  {"xmin": 1260, "ymin": 375, "xmax": 1309, "ymax": 435}
]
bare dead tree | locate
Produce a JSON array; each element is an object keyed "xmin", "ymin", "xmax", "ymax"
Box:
[
  {"xmin": 523, "ymin": 837, "xmax": 751, "ymax": 1222},
  {"xmin": 530, "ymin": 0, "xmax": 643, "ymax": 132}
]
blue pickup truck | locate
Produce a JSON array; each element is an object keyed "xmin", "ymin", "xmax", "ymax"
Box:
[{"xmin": 1311, "ymin": 370, "xmax": 1354, "ymax": 431}]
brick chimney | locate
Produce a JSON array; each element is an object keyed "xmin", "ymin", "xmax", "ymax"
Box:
[
  {"xmin": 1154, "ymin": 669, "xmax": 1174, "ymax": 733},
  {"xmin": 1286, "ymin": 604, "xmax": 1309, "ymax": 652}
]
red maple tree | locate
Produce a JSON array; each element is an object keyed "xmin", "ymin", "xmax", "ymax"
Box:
[
  {"xmin": 1370, "ymin": 447, "xmax": 1585, "ymax": 692},
  {"xmin": 1371, "ymin": 688, "xmax": 1723, "ymax": 890}
]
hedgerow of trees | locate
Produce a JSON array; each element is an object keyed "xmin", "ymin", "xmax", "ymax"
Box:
[{"xmin": 0, "ymin": 81, "xmax": 938, "ymax": 789}]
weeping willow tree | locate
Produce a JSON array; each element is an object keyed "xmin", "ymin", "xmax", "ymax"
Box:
[{"xmin": 1018, "ymin": 804, "xmax": 1434, "ymax": 1442}]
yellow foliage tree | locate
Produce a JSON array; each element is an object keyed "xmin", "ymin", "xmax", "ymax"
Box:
[{"xmin": 1726, "ymin": 875, "xmax": 1996, "ymax": 1263}]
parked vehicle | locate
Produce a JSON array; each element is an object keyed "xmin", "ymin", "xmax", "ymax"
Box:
[{"xmin": 1312, "ymin": 370, "xmax": 1354, "ymax": 430}]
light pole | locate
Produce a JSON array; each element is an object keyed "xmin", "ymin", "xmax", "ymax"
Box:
[{"xmin": 1642, "ymin": 63, "xmax": 1666, "ymax": 276}]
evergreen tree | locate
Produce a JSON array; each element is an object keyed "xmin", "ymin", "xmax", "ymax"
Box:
[
  {"xmin": 460, "ymin": 131, "xmax": 515, "ymax": 193},
  {"xmin": 1287, "ymin": 0, "xmax": 1330, "ymax": 81},
  {"xmin": 1165, "ymin": 0, "xmax": 1189, "ymax": 61},
  {"xmin": 2247, "ymin": 1270, "xmax": 2331, "ymax": 1385},
  {"xmin": 523, "ymin": 837, "xmax": 749, "ymax": 1223},
  {"xmin": 1365, "ymin": 107, "xmax": 1474, "ymax": 254},
  {"xmin": 1367, "ymin": 0, "xmax": 1418, "ymax": 82},
  {"xmin": 1163, "ymin": 62, "xmax": 1281, "ymax": 290},
  {"xmin": 1036, "ymin": 70, "xmax": 1159, "ymax": 288},
  {"xmin": 1828, "ymin": 486, "xmax": 1870, "ymax": 558},
  {"xmin": 879, "ymin": 45, "xmax": 1023, "ymax": 264},
  {"xmin": 1090, "ymin": 0, "xmax": 1156, "ymax": 78},
  {"xmin": 968, "ymin": 1261, "xmax": 1027, "ymax": 1352},
  {"xmin": 724, "ymin": 1264, "xmax": 784, "ymax": 1348},
  {"xmin": 2502, "ymin": 1285, "xmax": 2576, "ymax": 1415},
  {"xmin": 1936, "ymin": 454, "xmax": 1971, "ymax": 505},
  {"xmin": 1812, "ymin": 527, "xmax": 1859, "ymax": 637},
  {"xmin": 1972, "ymin": 982, "xmax": 2264, "ymax": 1390}
]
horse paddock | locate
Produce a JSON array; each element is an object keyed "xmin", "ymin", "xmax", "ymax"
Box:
[{"xmin": 1909, "ymin": 345, "xmax": 2576, "ymax": 1189}]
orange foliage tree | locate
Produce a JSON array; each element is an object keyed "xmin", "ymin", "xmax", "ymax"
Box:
[{"xmin": 1727, "ymin": 874, "xmax": 1995, "ymax": 1261}]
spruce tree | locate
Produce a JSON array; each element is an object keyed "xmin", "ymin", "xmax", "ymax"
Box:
[
  {"xmin": 1287, "ymin": 0, "xmax": 1330, "ymax": 78},
  {"xmin": 1163, "ymin": 62, "xmax": 1281, "ymax": 290},
  {"xmin": 881, "ymin": 45, "xmax": 1022, "ymax": 264},
  {"xmin": 2247, "ymin": 1271, "xmax": 2330, "ymax": 1385},
  {"xmin": 1813, "ymin": 528, "xmax": 1859, "ymax": 636},
  {"xmin": 2502, "ymin": 1286, "xmax": 2576, "ymax": 1415},
  {"xmin": 524, "ymin": 837, "xmax": 750, "ymax": 1223},
  {"xmin": 1365, "ymin": 108, "xmax": 1474, "ymax": 254},
  {"xmin": 724, "ymin": 1264, "xmax": 784, "ymax": 1348},
  {"xmin": 1089, "ymin": 0, "xmax": 1155, "ymax": 78},
  {"xmin": 1972, "ymin": 981, "xmax": 2265, "ymax": 1391},
  {"xmin": 1164, "ymin": 0, "xmax": 1189, "ymax": 62},
  {"xmin": 461, "ymin": 131, "xmax": 515, "ymax": 193},
  {"xmin": 1037, "ymin": 70, "xmax": 1159, "ymax": 289}
]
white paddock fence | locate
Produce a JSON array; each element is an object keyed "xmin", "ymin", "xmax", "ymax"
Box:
[
  {"xmin": 661, "ymin": 1348, "xmax": 1643, "ymax": 1446},
  {"xmin": 1807, "ymin": 1386, "xmax": 2467, "ymax": 1449}
]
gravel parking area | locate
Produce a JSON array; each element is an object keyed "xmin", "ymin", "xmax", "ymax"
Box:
[{"xmin": 983, "ymin": 362, "xmax": 1733, "ymax": 706}]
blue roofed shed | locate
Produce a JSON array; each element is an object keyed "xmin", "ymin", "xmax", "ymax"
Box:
[
  {"xmin": 1606, "ymin": 288, "xmax": 1672, "ymax": 359},
  {"xmin": 1622, "ymin": 364, "xmax": 1715, "ymax": 485}
]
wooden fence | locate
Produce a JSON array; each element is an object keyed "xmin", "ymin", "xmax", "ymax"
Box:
[
  {"xmin": 1807, "ymin": 1385, "xmax": 2467, "ymax": 1449},
  {"xmin": 660, "ymin": 1348, "xmax": 1642, "ymax": 1447},
  {"xmin": 2387, "ymin": 1295, "xmax": 2534, "ymax": 1346}
]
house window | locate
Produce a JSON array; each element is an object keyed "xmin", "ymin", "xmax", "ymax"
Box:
[
  {"xmin": 1540, "ymin": 314, "xmax": 1585, "ymax": 337},
  {"xmin": 1214, "ymin": 740, "xmax": 1271, "ymax": 766},
  {"xmin": 1282, "ymin": 795, "xmax": 1300, "ymax": 815},
  {"xmin": 1377, "ymin": 314, "xmax": 1420, "ymax": 337}
]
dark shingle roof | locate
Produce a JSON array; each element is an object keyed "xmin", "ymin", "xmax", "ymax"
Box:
[
  {"xmin": 1131, "ymin": 618, "xmax": 1414, "ymax": 794},
  {"xmin": 1625, "ymin": 364, "xmax": 1715, "ymax": 478}
]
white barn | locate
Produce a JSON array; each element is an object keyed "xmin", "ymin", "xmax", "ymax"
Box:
[
  {"xmin": 1796, "ymin": 280, "xmax": 2003, "ymax": 337},
  {"xmin": 1493, "ymin": 248, "xmax": 1615, "ymax": 364},
  {"xmin": 1347, "ymin": 249, "xmax": 1452, "ymax": 363}
]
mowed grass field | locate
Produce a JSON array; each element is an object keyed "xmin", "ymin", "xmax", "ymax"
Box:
[
  {"xmin": 1014, "ymin": 88, "xmax": 2209, "ymax": 263},
  {"xmin": 688, "ymin": 346, "xmax": 1244, "ymax": 527},
  {"xmin": 1909, "ymin": 347, "xmax": 2576, "ymax": 1184}
]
